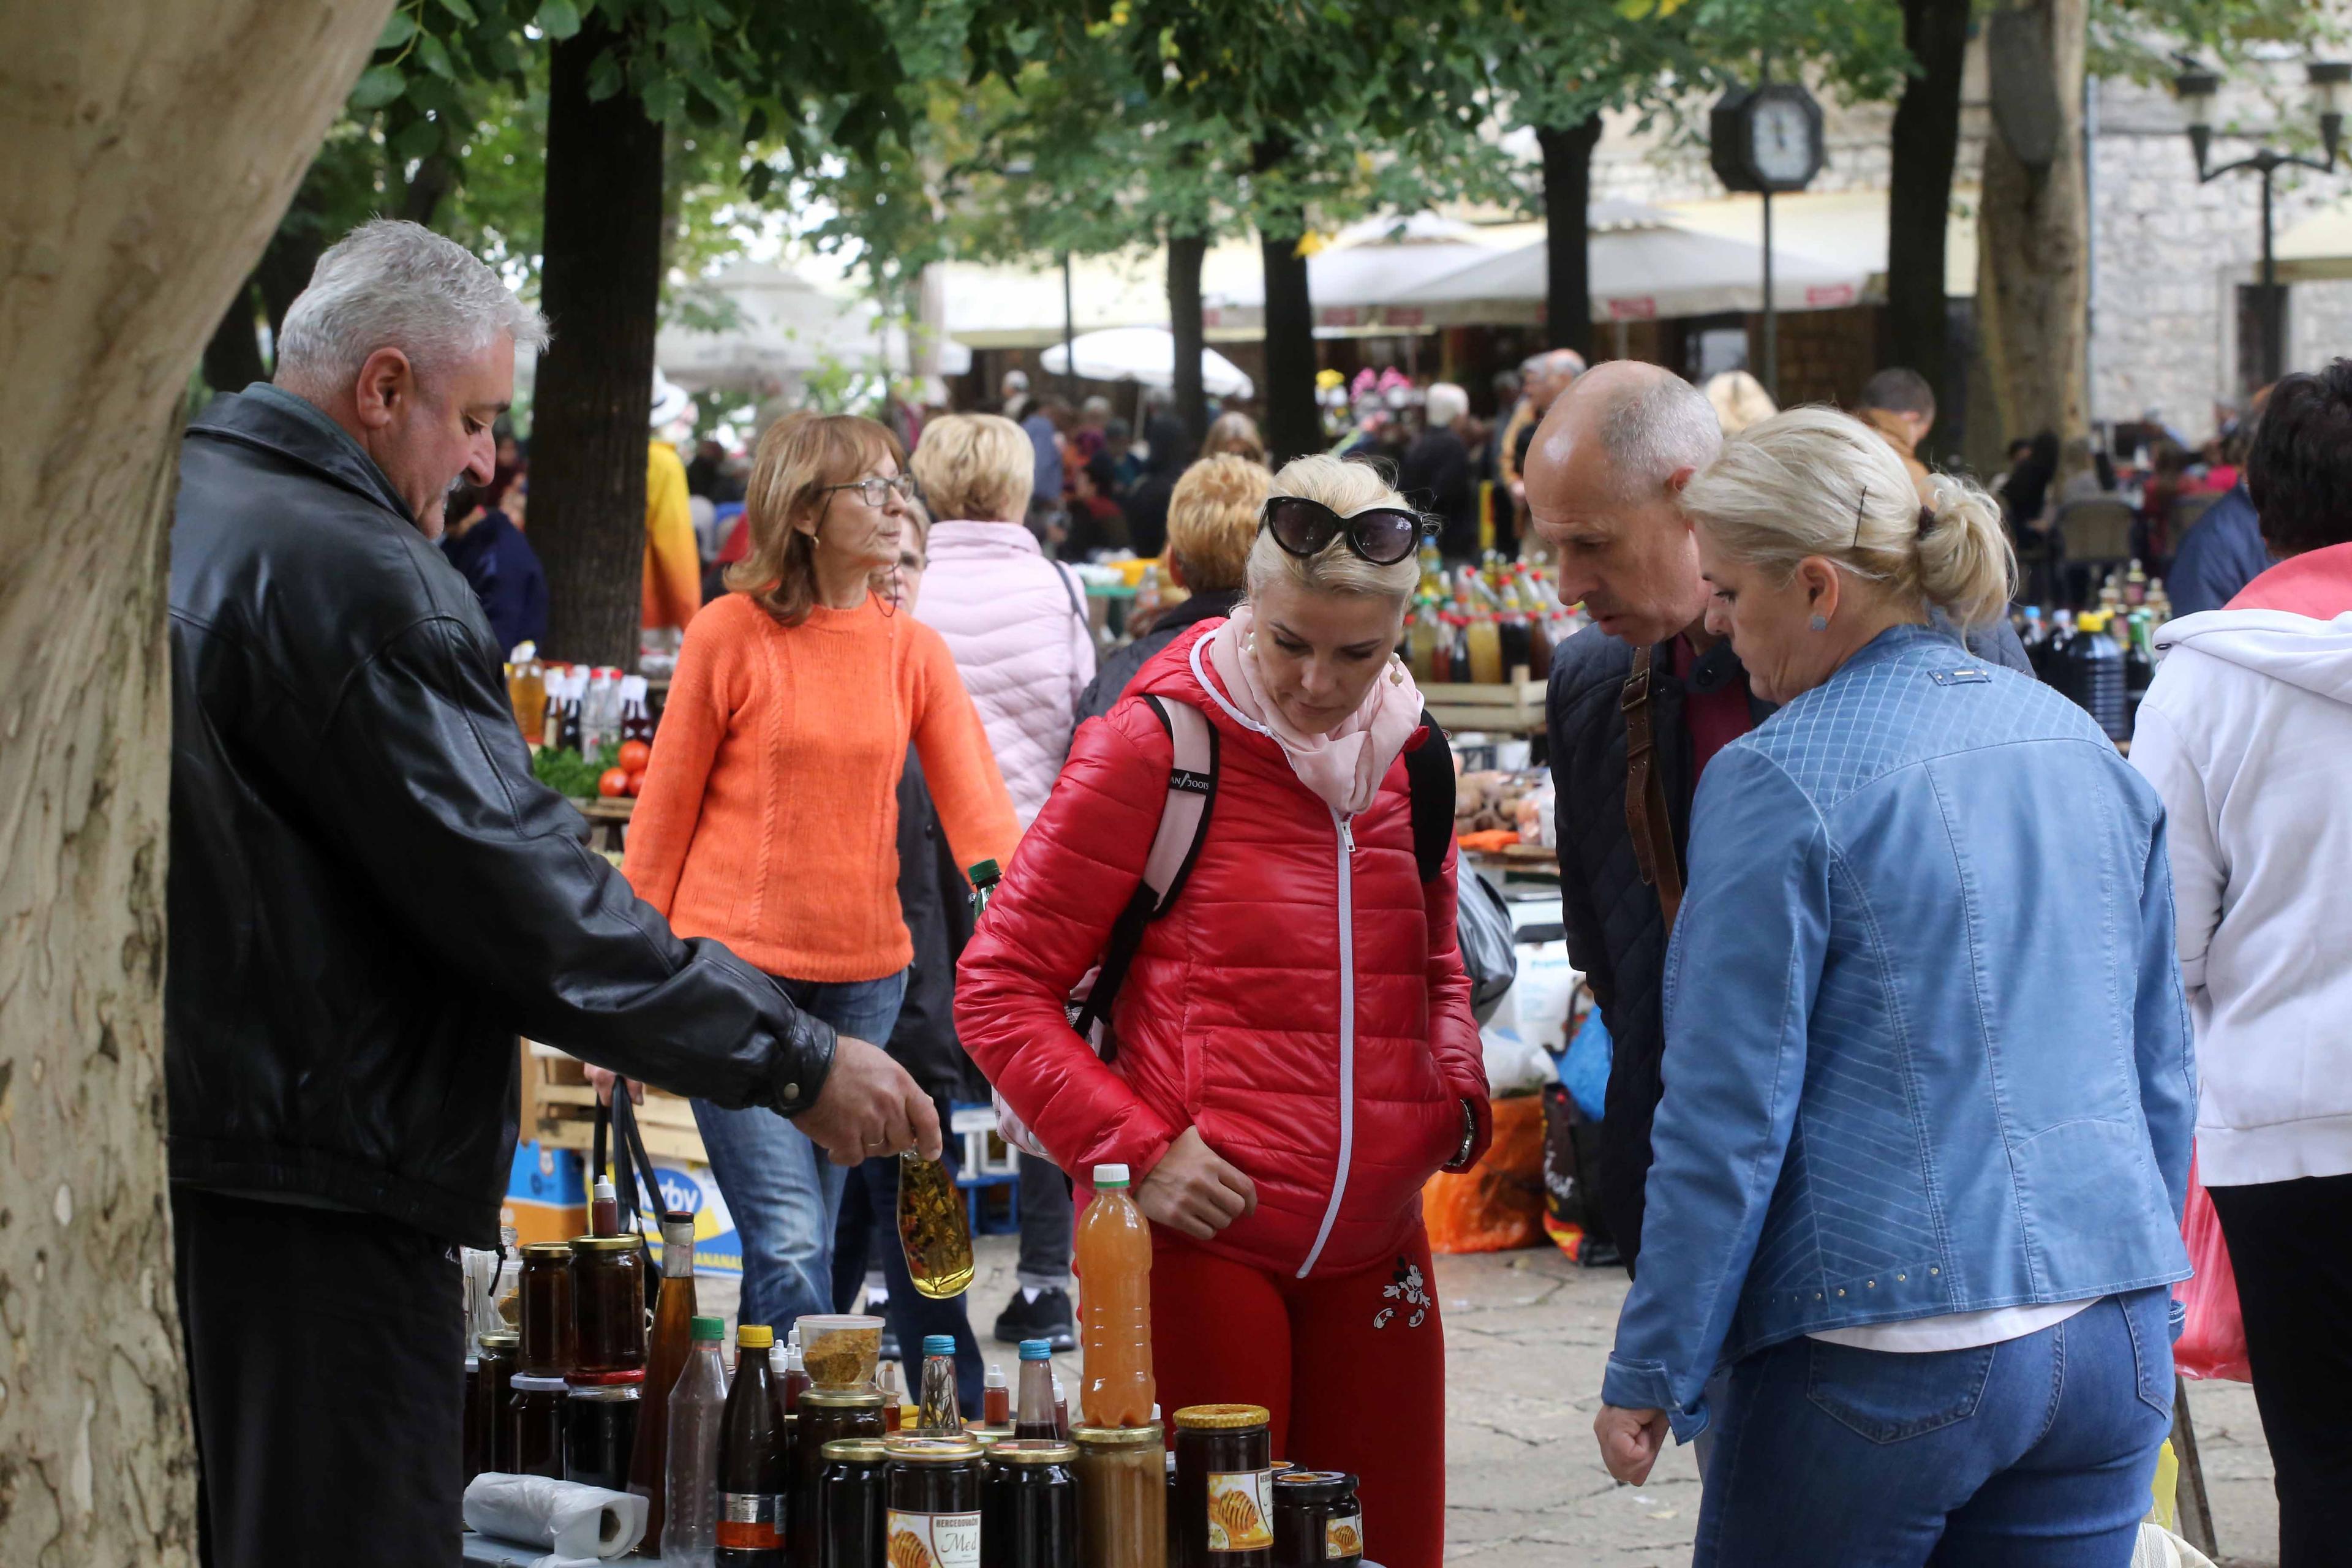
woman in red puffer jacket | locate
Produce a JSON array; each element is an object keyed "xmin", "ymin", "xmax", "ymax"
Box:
[{"xmin": 957, "ymin": 454, "xmax": 1490, "ymax": 1568}]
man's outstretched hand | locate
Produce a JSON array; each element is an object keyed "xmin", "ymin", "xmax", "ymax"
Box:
[{"xmin": 792, "ymin": 1036, "xmax": 943, "ymax": 1167}]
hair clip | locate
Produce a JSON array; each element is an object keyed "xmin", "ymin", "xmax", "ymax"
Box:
[
  {"xmin": 1852, "ymin": 485, "xmax": 1869, "ymax": 551},
  {"xmin": 1917, "ymin": 505, "xmax": 1937, "ymax": 537}
]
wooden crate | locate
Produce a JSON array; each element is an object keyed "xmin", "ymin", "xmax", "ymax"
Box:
[
  {"xmin": 1423, "ymin": 666, "xmax": 1547, "ymax": 735},
  {"xmin": 524, "ymin": 1042, "xmax": 710, "ymax": 1166}
]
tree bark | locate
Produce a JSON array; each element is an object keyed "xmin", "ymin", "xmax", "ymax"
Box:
[
  {"xmin": 1887, "ymin": 0, "xmax": 1972, "ymax": 461},
  {"xmin": 202, "ymin": 284, "xmax": 270, "ymax": 394},
  {"xmin": 1537, "ymin": 116, "xmax": 1602, "ymax": 361},
  {"xmin": 533, "ymin": 14, "xmax": 666, "ymax": 668},
  {"xmin": 1977, "ymin": 0, "xmax": 2090, "ymax": 445},
  {"xmin": 1253, "ymin": 138, "xmax": 1320, "ymax": 466},
  {"xmin": 0, "ymin": 4, "xmax": 392, "ymax": 1563},
  {"xmin": 1167, "ymin": 228, "xmax": 1208, "ymax": 443}
]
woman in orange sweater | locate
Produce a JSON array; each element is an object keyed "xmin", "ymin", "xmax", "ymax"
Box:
[{"xmin": 622, "ymin": 412, "xmax": 1019, "ymax": 1335}]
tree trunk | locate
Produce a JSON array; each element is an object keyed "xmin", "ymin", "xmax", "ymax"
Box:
[
  {"xmin": 1537, "ymin": 116, "xmax": 1602, "ymax": 361},
  {"xmin": 400, "ymin": 151, "xmax": 458, "ymax": 227},
  {"xmin": 1253, "ymin": 138, "xmax": 1320, "ymax": 466},
  {"xmin": 0, "ymin": 5, "xmax": 391, "ymax": 1564},
  {"xmin": 533, "ymin": 14, "xmax": 666, "ymax": 668},
  {"xmin": 1167, "ymin": 228, "xmax": 1208, "ymax": 443},
  {"xmin": 1977, "ymin": 0, "xmax": 2090, "ymax": 445},
  {"xmin": 1887, "ymin": 0, "xmax": 1972, "ymax": 461},
  {"xmin": 202, "ymin": 283, "xmax": 270, "ymax": 394}
]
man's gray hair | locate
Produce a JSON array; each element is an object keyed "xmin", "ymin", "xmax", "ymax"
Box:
[
  {"xmin": 1599, "ymin": 372, "xmax": 1722, "ymax": 497},
  {"xmin": 275, "ymin": 219, "xmax": 547, "ymax": 393}
]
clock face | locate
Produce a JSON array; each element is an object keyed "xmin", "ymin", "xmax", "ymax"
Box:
[{"xmin": 1752, "ymin": 98, "xmax": 1815, "ymax": 183}]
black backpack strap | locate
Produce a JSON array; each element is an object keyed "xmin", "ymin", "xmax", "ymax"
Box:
[
  {"xmin": 1404, "ymin": 706, "xmax": 1455, "ymax": 883},
  {"xmin": 1070, "ymin": 694, "xmax": 1218, "ymax": 1060}
]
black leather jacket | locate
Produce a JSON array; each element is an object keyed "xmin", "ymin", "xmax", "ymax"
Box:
[
  {"xmin": 1545, "ymin": 611, "xmax": 2029, "ymax": 1273},
  {"xmin": 167, "ymin": 388, "xmax": 837, "ymax": 1246}
]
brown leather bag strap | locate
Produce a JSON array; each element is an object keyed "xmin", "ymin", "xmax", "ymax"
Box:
[{"xmin": 1621, "ymin": 644, "xmax": 1685, "ymax": 930}]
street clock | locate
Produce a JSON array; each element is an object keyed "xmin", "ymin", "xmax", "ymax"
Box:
[{"xmin": 1709, "ymin": 82, "xmax": 1826, "ymax": 194}]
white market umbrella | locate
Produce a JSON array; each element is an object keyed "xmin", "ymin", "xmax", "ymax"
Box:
[
  {"xmin": 1388, "ymin": 214, "xmax": 1868, "ymax": 328},
  {"xmin": 1038, "ymin": 326, "xmax": 1254, "ymax": 399}
]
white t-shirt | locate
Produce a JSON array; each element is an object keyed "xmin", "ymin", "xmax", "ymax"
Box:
[{"xmin": 1809, "ymin": 1297, "xmax": 2099, "ymax": 1354}]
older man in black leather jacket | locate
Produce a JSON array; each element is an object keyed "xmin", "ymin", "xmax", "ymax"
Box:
[
  {"xmin": 1529, "ymin": 363, "xmax": 2028, "ymax": 1282},
  {"xmin": 167, "ymin": 220, "xmax": 936, "ymax": 1567}
]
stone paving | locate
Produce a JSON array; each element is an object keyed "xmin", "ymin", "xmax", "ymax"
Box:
[{"xmin": 1431, "ymin": 1243, "xmax": 2282, "ymax": 1568}]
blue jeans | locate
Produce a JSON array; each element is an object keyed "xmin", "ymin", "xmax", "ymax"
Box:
[
  {"xmin": 692, "ymin": 971, "xmax": 907, "ymax": 1337},
  {"xmin": 832, "ymin": 1149, "xmax": 986, "ymax": 1414},
  {"xmin": 1695, "ymin": 1287, "xmax": 2174, "ymax": 1567}
]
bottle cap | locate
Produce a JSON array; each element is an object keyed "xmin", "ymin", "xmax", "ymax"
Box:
[
  {"xmin": 738, "ymin": 1324, "xmax": 775, "ymax": 1349},
  {"xmin": 985, "ymin": 1363, "xmax": 1006, "ymax": 1386},
  {"xmin": 969, "ymin": 858, "xmax": 1001, "ymax": 886},
  {"xmin": 923, "ymin": 1335, "xmax": 956, "ymax": 1358},
  {"xmin": 593, "ymin": 1175, "xmax": 616, "ymax": 1200},
  {"xmin": 692, "ymin": 1316, "xmax": 725, "ymax": 1342},
  {"xmin": 1092, "ymin": 1163, "xmax": 1131, "ymax": 1189},
  {"xmin": 1019, "ymin": 1339, "xmax": 1052, "ymax": 1362}
]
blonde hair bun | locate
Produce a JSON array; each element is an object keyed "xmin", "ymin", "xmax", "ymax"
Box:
[{"xmin": 1680, "ymin": 406, "xmax": 2014, "ymax": 627}]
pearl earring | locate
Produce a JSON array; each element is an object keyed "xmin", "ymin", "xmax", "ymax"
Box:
[
  {"xmin": 1245, "ymin": 631, "xmax": 1257, "ymax": 656},
  {"xmin": 1809, "ymin": 614, "xmax": 1829, "ymax": 632}
]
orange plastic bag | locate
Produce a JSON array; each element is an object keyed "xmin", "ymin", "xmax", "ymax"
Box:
[
  {"xmin": 2176, "ymin": 1152, "xmax": 2252, "ymax": 1382},
  {"xmin": 1423, "ymin": 1094, "xmax": 1546, "ymax": 1254}
]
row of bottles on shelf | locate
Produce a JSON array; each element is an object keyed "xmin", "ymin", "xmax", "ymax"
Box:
[
  {"xmin": 1404, "ymin": 548, "xmax": 1589, "ymax": 686},
  {"xmin": 2015, "ymin": 562, "xmax": 2169, "ymax": 744}
]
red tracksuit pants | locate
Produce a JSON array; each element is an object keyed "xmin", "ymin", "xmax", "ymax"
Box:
[{"xmin": 1150, "ymin": 1220, "xmax": 1447, "ymax": 1568}]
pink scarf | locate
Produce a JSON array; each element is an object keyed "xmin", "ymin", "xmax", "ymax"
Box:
[{"xmin": 1201, "ymin": 602, "xmax": 1425, "ymax": 817}]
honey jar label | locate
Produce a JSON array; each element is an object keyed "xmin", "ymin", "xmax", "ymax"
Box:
[
  {"xmin": 1205, "ymin": 1470, "xmax": 1273, "ymax": 1553},
  {"xmin": 716, "ymin": 1491, "xmax": 785, "ymax": 1551},
  {"xmin": 886, "ymin": 1507, "xmax": 981, "ymax": 1568},
  {"xmin": 1326, "ymin": 1510, "xmax": 1363, "ymax": 1559}
]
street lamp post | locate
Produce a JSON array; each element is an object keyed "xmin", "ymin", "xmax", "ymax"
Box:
[{"xmin": 2173, "ymin": 59, "xmax": 2350, "ymax": 386}]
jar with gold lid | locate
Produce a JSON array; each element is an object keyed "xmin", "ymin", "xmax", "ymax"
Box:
[
  {"xmin": 983, "ymin": 1439, "xmax": 1077, "ymax": 1568},
  {"xmin": 516, "ymin": 1241, "xmax": 575, "ymax": 1377},
  {"xmin": 567, "ymin": 1234, "xmax": 644, "ymax": 1376},
  {"xmin": 885, "ymin": 1436, "xmax": 985, "ymax": 1568},
  {"xmin": 1072, "ymin": 1423, "xmax": 1164, "ymax": 1568},
  {"xmin": 1172, "ymin": 1405, "xmax": 1271, "ymax": 1566}
]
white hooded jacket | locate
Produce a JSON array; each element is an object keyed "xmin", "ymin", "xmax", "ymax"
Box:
[{"xmin": 2130, "ymin": 605, "xmax": 2352, "ymax": 1186}]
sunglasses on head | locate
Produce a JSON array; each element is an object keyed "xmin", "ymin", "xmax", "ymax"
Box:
[{"xmin": 1260, "ymin": 495, "xmax": 1428, "ymax": 567}]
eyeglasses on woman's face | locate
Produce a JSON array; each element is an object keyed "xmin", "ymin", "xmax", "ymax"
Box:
[{"xmin": 823, "ymin": 473, "xmax": 917, "ymax": 510}]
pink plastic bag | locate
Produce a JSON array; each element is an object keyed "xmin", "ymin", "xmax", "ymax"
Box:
[{"xmin": 2174, "ymin": 1153, "xmax": 2252, "ymax": 1382}]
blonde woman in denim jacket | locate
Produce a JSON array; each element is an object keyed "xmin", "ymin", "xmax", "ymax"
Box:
[{"xmin": 1595, "ymin": 409, "xmax": 2195, "ymax": 1566}]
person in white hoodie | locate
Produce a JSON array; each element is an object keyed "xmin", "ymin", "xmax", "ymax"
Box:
[{"xmin": 2129, "ymin": 360, "xmax": 2352, "ymax": 1567}]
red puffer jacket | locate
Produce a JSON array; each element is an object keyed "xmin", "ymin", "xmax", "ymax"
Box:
[{"xmin": 956, "ymin": 622, "xmax": 1491, "ymax": 1280}]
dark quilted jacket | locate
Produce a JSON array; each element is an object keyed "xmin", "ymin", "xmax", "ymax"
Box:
[{"xmin": 1547, "ymin": 612, "xmax": 2030, "ymax": 1274}]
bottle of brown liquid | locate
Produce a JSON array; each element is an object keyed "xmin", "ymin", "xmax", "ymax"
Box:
[
  {"xmin": 716, "ymin": 1325, "xmax": 787, "ymax": 1567},
  {"xmin": 630, "ymin": 1214, "xmax": 700, "ymax": 1543}
]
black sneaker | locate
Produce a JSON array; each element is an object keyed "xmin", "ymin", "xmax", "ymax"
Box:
[{"xmin": 992, "ymin": 1287, "xmax": 1076, "ymax": 1351}]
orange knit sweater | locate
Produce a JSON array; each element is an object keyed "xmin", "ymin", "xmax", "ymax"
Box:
[{"xmin": 623, "ymin": 591, "xmax": 1019, "ymax": 982}]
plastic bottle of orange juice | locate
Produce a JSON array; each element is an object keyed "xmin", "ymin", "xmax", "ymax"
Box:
[{"xmin": 1077, "ymin": 1163, "xmax": 1155, "ymax": 1428}]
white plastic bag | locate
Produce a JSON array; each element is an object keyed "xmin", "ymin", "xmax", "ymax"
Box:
[{"xmin": 462, "ymin": 1474, "xmax": 646, "ymax": 1561}]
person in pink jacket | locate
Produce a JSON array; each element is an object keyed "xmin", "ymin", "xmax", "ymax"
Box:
[
  {"xmin": 911, "ymin": 412, "xmax": 1098, "ymax": 829},
  {"xmin": 909, "ymin": 410, "xmax": 1099, "ymax": 1349}
]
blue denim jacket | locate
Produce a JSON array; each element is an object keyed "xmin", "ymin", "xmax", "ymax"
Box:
[{"xmin": 1602, "ymin": 624, "xmax": 2195, "ymax": 1440}]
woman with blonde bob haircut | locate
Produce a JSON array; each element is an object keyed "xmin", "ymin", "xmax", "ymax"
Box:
[
  {"xmin": 960, "ymin": 453, "xmax": 1490, "ymax": 1567},
  {"xmin": 622, "ymin": 411, "xmax": 1018, "ymax": 1342},
  {"xmin": 1594, "ymin": 407, "xmax": 2196, "ymax": 1566},
  {"xmin": 1076, "ymin": 453, "xmax": 1270, "ymax": 724}
]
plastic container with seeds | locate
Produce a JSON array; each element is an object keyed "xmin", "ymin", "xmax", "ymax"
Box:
[{"xmin": 795, "ymin": 1313, "xmax": 885, "ymax": 1392}]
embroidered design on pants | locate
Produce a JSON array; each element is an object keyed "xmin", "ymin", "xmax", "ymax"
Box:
[{"xmin": 1373, "ymin": 1257, "xmax": 1429, "ymax": 1329}]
